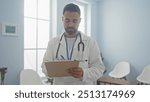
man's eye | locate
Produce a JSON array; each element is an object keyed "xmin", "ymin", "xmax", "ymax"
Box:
[
  {"xmin": 65, "ymin": 19, "xmax": 70, "ymax": 23},
  {"xmin": 64, "ymin": 19, "xmax": 79, "ymax": 24},
  {"xmin": 73, "ymin": 20, "xmax": 78, "ymax": 23}
]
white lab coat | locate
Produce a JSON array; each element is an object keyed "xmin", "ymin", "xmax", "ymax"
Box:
[{"xmin": 41, "ymin": 32, "xmax": 105, "ymax": 85}]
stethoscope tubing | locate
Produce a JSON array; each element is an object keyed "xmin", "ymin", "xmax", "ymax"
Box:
[{"xmin": 55, "ymin": 32, "xmax": 84, "ymax": 60}]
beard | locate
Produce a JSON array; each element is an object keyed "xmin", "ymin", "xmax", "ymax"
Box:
[{"xmin": 65, "ymin": 28, "xmax": 77, "ymax": 34}]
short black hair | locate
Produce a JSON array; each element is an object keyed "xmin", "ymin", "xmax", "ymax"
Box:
[{"xmin": 63, "ymin": 3, "xmax": 80, "ymax": 16}]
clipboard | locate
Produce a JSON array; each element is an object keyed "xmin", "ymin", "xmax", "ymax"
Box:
[{"xmin": 45, "ymin": 61, "xmax": 79, "ymax": 77}]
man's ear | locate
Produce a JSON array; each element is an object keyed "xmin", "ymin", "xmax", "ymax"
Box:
[{"xmin": 79, "ymin": 18, "xmax": 81, "ymax": 23}]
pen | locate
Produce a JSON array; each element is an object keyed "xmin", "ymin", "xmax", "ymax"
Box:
[{"xmin": 60, "ymin": 55, "xmax": 65, "ymax": 60}]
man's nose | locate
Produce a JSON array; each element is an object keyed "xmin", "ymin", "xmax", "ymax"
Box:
[{"xmin": 68, "ymin": 21, "xmax": 74, "ymax": 27}]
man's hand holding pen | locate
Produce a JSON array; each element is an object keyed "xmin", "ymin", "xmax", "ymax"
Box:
[{"xmin": 68, "ymin": 67, "xmax": 83, "ymax": 79}]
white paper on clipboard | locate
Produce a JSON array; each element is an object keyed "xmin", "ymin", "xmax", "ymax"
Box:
[{"xmin": 45, "ymin": 60, "xmax": 79, "ymax": 77}]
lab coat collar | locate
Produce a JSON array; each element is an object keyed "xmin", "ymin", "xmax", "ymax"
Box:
[
  {"xmin": 58, "ymin": 31, "xmax": 88, "ymax": 51},
  {"xmin": 58, "ymin": 33, "xmax": 66, "ymax": 47},
  {"xmin": 57, "ymin": 32, "xmax": 88, "ymax": 60},
  {"xmin": 57, "ymin": 33, "xmax": 67, "ymax": 59},
  {"xmin": 74, "ymin": 31, "xmax": 87, "ymax": 49}
]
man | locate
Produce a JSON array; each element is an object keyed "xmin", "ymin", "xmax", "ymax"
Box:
[{"xmin": 41, "ymin": 3, "xmax": 105, "ymax": 85}]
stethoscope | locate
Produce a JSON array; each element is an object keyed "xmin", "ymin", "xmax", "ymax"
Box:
[{"xmin": 55, "ymin": 32, "xmax": 84, "ymax": 60}]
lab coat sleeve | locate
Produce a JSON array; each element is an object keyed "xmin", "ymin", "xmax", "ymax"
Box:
[
  {"xmin": 82, "ymin": 39, "xmax": 105, "ymax": 83},
  {"xmin": 41, "ymin": 38, "xmax": 56, "ymax": 76}
]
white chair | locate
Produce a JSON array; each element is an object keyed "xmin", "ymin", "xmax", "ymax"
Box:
[
  {"xmin": 109, "ymin": 61, "xmax": 130, "ymax": 79},
  {"xmin": 20, "ymin": 69, "xmax": 43, "ymax": 85},
  {"xmin": 137, "ymin": 65, "xmax": 150, "ymax": 84}
]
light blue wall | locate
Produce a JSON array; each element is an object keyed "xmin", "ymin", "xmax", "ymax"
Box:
[
  {"xmin": 0, "ymin": 0, "xmax": 24, "ymax": 84},
  {"xmin": 98, "ymin": 0, "xmax": 150, "ymax": 80},
  {"xmin": 90, "ymin": 2, "xmax": 101, "ymax": 44}
]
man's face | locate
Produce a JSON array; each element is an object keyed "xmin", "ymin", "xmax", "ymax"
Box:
[{"xmin": 62, "ymin": 11, "xmax": 81, "ymax": 35}]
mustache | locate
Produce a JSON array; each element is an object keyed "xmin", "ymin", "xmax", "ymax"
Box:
[{"xmin": 65, "ymin": 28, "xmax": 77, "ymax": 33}]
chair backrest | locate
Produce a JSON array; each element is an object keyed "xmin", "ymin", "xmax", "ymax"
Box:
[
  {"xmin": 20, "ymin": 69, "xmax": 43, "ymax": 85},
  {"xmin": 137, "ymin": 65, "xmax": 150, "ymax": 84},
  {"xmin": 109, "ymin": 61, "xmax": 130, "ymax": 78}
]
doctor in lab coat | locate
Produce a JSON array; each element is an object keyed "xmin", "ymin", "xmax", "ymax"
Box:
[{"xmin": 41, "ymin": 3, "xmax": 105, "ymax": 85}]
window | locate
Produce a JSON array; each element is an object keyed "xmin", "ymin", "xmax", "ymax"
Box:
[
  {"xmin": 24, "ymin": 0, "xmax": 51, "ymax": 77},
  {"xmin": 75, "ymin": 1, "xmax": 91, "ymax": 36}
]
